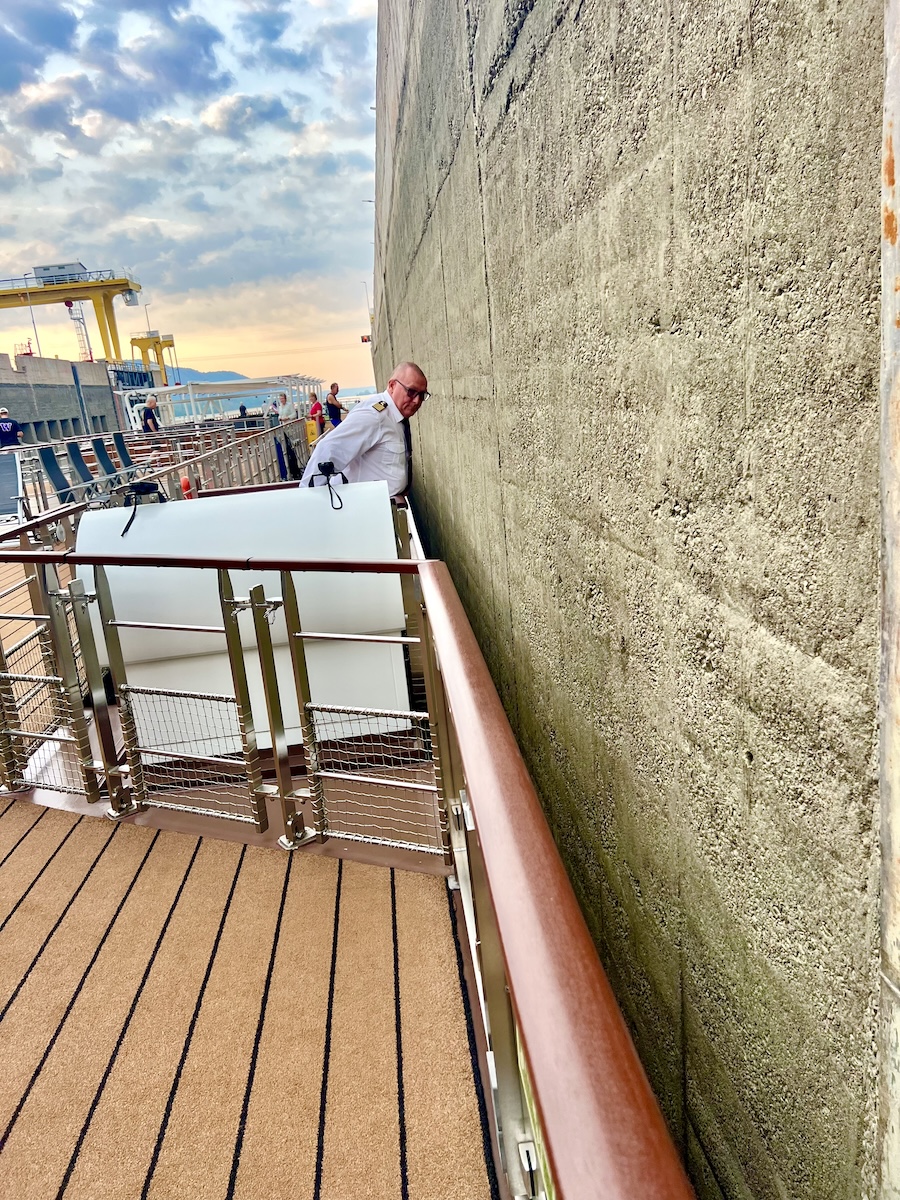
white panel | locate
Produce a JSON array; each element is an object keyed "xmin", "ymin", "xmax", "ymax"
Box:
[{"xmin": 74, "ymin": 483, "xmax": 411, "ymax": 748}]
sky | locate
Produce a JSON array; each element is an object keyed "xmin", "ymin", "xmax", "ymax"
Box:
[{"xmin": 0, "ymin": 0, "xmax": 377, "ymax": 386}]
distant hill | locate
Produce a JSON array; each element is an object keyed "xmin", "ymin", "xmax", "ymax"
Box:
[{"xmin": 175, "ymin": 368, "xmax": 248, "ymax": 383}]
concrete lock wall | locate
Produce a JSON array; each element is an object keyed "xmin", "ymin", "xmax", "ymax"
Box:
[
  {"xmin": 374, "ymin": 2, "xmax": 882, "ymax": 1197},
  {"xmin": 0, "ymin": 355, "xmax": 119, "ymax": 439}
]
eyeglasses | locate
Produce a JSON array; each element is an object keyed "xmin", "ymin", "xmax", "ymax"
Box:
[{"xmin": 390, "ymin": 379, "xmax": 430, "ymax": 402}]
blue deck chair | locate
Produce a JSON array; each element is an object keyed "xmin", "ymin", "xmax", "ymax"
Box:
[
  {"xmin": 66, "ymin": 442, "xmax": 110, "ymax": 497},
  {"xmin": 38, "ymin": 446, "xmax": 80, "ymax": 506},
  {"xmin": 91, "ymin": 438, "xmax": 124, "ymax": 487},
  {"xmin": 112, "ymin": 432, "xmax": 144, "ymax": 481},
  {"xmin": 0, "ymin": 452, "xmax": 23, "ymax": 522}
]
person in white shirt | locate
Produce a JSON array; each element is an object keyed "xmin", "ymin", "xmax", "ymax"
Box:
[
  {"xmin": 300, "ymin": 362, "xmax": 429, "ymax": 498},
  {"xmin": 278, "ymin": 392, "xmax": 297, "ymax": 422}
]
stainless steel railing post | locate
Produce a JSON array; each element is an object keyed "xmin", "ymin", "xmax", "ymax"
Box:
[
  {"xmin": 249, "ymin": 582, "xmax": 314, "ymax": 849},
  {"xmin": 392, "ymin": 505, "xmax": 427, "ymax": 710},
  {"xmin": 92, "ymin": 565, "xmax": 145, "ymax": 818},
  {"xmin": 67, "ymin": 578, "xmax": 123, "ymax": 802},
  {"xmin": 41, "ymin": 563, "xmax": 102, "ymax": 804},
  {"xmin": 281, "ymin": 570, "xmax": 328, "ymax": 840},
  {"xmin": 462, "ymin": 815, "xmax": 532, "ymax": 1196},
  {"xmin": 218, "ymin": 570, "xmax": 268, "ymax": 833},
  {"xmin": 417, "ymin": 602, "xmax": 452, "ymax": 865}
]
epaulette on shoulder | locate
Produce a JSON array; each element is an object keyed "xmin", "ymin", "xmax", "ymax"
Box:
[{"xmin": 373, "ymin": 400, "xmax": 388, "ymax": 412}]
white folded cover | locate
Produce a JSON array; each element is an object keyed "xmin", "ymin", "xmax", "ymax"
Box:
[{"xmin": 75, "ymin": 481, "xmax": 410, "ymax": 748}]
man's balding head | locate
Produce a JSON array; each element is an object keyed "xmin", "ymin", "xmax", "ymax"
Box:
[{"xmin": 387, "ymin": 361, "xmax": 429, "ymax": 419}]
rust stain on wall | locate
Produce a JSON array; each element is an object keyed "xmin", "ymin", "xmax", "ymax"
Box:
[
  {"xmin": 887, "ymin": 130, "xmax": 896, "ymax": 188},
  {"xmin": 887, "ymin": 205, "xmax": 899, "ymax": 245}
]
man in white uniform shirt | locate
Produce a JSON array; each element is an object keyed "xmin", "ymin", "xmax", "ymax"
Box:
[{"xmin": 300, "ymin": 361, "xmax": 429, "ymax": 497}]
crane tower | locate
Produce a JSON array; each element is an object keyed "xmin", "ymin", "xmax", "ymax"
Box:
[{"xmin": 64, "ymin": 299, "xmax": 93, "ymax": 362}]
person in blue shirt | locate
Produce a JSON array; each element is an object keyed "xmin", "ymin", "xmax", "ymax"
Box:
[
  {"xmin": 0, "ymin": 408, "xmax": 24, "ymax": 448},
  {"xmin": 325, "ymin": 383, "xmax": 347, "ymax": 428}
]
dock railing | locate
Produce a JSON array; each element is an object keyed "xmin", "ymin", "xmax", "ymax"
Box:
[{"xmin": 0, "ymin": 510, "xmax": 694, "ymax": 1199}]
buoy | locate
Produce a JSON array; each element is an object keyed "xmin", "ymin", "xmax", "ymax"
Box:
[{"xmin": 180, "ymin": 476, "xmax": 194, "ymax": 499}]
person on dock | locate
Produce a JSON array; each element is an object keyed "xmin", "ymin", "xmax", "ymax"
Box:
[
  {"xmin": 300, "ymin": 362, "xmax": 429, "ymax": 498},
  {"xmin": 0, "ymin": 408, "xmax": 24, "ymax": 448},
  {"xmin": 325, "ymin": 382, "xmax": 347, "ymax": 429},
  {"xmin": 141, "ymin": 396, "xmax": 160, "ymax": 434},
  {"xmin": 309, "ymin": 392, "xmax": 324, "ymax": 436}
]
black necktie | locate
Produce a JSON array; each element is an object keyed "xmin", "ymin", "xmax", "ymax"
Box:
[{"xmin": 401, "ymin": 419, "xmax": 412, "ymax": 491}]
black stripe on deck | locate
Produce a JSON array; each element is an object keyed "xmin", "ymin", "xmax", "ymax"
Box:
[
  {"xmin": 0, "ymin": 829, "xmax": 162, "ymax": 1152},
  {"xmin": 313, "ymin": 857, "xmax": 343, "ymax": 1200},
  {"xmin": 0, "ymin": 824, "xmax": 120, "ymax": 1022},
  {"xmin": 0, "ymin": 816, "xmax": 84, "ymax": 935},
  {"xmin": 54, "ymin": 838, "xmax": 204, "ymax": 1200},
  {"xmin": 141, "ymin": 844, "xmax": 247, "ymax": 1200},
  {"xmin": 226, "ymin": 853, "xmax": 293, "ymax": 1199},
  {"xmin": 446, "ymin": 882, "xmax": 501, "ymax": 1200},
  {"xmin": 0, "ymin": 806, "xmax": 47, "ymax": 870},
  {"xmin": 0, "ymin": 798, "xmax": 17, "ymax": 822},
  {"xmin": 391, "ymin": 869, "xmax": 409, "ymax": 1200}
]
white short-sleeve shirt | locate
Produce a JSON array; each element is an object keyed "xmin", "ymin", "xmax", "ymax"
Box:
[{"xmin": 300, "ymin": 391, "xmax": 408, "ymax": 496}]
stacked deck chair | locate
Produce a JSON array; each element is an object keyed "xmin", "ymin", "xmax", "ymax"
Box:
[
  {"xmin": 91, "ymin": 438, "xmax": 126, "ymax": 488},
  {"xmin": 38, "ymin": 445, "xmax": 80, "ymax": 506},
  {"xmin": 67, "ymin": 442, "xmax": 114, "ymax": 501},
  {"xmin": 112, "ymin": 432, "xmax": 149, "ymax": 481}
]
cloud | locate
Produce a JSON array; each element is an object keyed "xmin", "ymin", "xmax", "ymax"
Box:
[
  {"xmin": 29, "ymin": 161, "xmax": 64, "ymax": 185},
  {"xmin": 0, "ymin": 29, "xmax": 46, "ymax": 94},
  {"xmin": 235, "ymin": 1, "xmax": 292, "ymax": 46},
  {"xmin": 182, "ymin": 191, "xmax": 213, "ymax": 213},
  {"xmin": 50, "ymin": 12, "xmax": 235, "ymax": 126},
  {"xmin": 200, "ymin": 92, "xmax": 302, "ymax": 140},
  {"xmin": 82, "ymin": 0, "xmax": 188, "ymax": 28},
  {"xmin": 130, "ymin": 14, "xmax": 233, "ymax": 101},
  {"xmin": 90, "ymin": 173, "xmax": 166, "ymax": 211},
  {"xmin": 0, "ymin": 0, "xmax": 79, "ymax": 52},
  {"xmin": 234, "ymin": 0, "xmax": 321, "ymax": 73},
  {"xmin": 317, "ymin": 16, "xmax": 373, "ymax": 69}
]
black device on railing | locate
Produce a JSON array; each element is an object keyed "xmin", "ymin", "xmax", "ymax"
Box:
[
  {"xmin": 120, "ymin": 479, "xmax": 168, "ymax": 537},
  {"xmin": 308, "ymin": 460, "xmax": 347, "ymax": 510}
]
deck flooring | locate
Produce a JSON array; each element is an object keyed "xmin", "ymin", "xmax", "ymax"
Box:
[{"xmin": 0, "ymin": 801, "xmax": 497, "ymax": 1199}]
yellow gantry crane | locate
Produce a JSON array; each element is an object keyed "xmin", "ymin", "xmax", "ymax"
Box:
[
  {"xmin": 130, "ymin": 330, "xmax": 175, "ymax": 386},
  {"xmin": 0, "ymin": 263, "xmax": 140, "ymax": 360}
]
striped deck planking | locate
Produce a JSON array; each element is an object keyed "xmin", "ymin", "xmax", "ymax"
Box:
[{"xmin": 0, "ymin": 801, "xmax": 497, "ymax": 1200}]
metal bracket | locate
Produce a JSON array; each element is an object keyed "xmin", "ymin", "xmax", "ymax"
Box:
[
  {"xmin": 106, "ymin": 787, "xmax": 145, "ymax": 821},
  {"xmin": 278, "ymin": 810, "xmax": 318, "ymax": 851},
  {"xmin": 517, "ymin": 1141, "xmax": 541, "ymax": 1199}
]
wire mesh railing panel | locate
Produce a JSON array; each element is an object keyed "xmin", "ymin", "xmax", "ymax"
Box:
[
  {"xmin": 121, "ymin": 685, "xmax": 257, "ymax": 822},
  {"xmin": 4, "ymin": 629, "xmax": 67, "ymax": 734},
  {"xmin": 308, "ymin": 704, "xmax": 445, "ymax": 853},
  {"xmin": 21, "ymin": 729, "xmax": 89, "ymax": 794}
]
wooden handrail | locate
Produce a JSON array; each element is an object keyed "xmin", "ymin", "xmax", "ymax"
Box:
[
  {"xmin": 0, "ymin": 503, "xmax": 87, "ymax": 541},
  {"xmin": 417, "ymin": 559, "xmax": 694, "ymax": 1200},
  {"xmin": 196, "ymin": 480, "xmax": 300, "ymax": 498},
  {"xmin": 0, "ymin": 549, "xmax": 426, "ymax": 574}
]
